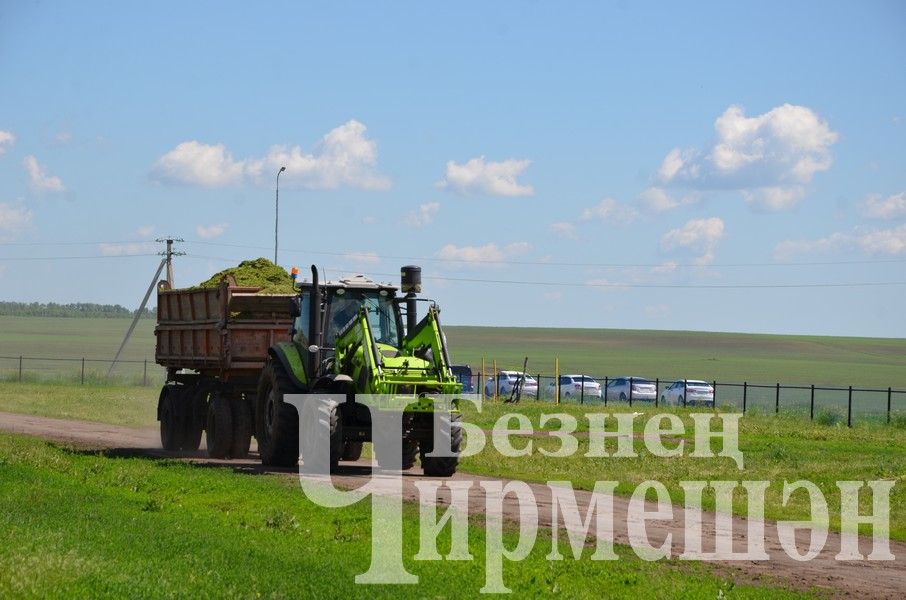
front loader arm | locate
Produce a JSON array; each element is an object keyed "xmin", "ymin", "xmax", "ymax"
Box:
[
  {"xmin": 400, "ymin": 305, "xmax": 453, "ymax": 380},
  {"xmin": 334, "ymin": 308, "xmax": 382, "ymax": 383}
]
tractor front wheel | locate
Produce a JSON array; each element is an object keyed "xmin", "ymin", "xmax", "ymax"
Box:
[{"xmin": 420, "ymin": 412, "xmax": 462, "ymax": 477}]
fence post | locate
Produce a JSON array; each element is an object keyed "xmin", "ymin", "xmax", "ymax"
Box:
[
  {"xmin": 81, "ymin": 358, "xmax": 85, "ymax": 385},
  {"xmin": 18, "ymin": 356, "xmax": 23, "ymax": 382},
  {"xmin": 480, "ymin": 358, "xmax": 485, "ymax": 401},
  {"xmin": 603, "ymin": 376, "xmax": 608, "ymax": 407},
  {"xmin": 683, "ymin": 379, "xmax": 687, "ymax": 408},
  {"xmin": 143, "ymin": 360, "xmax": 148, "ymax": 387},
  {"xmin": 629, "ymin": 377, "xmax": 633, "ymax": 407},
  {"xmin": 655, "ymin": 378, "xmax": 659, "ymax": 407},
  {"xmin": 554, "ymin": 358, "xmax": 559, "ymax": 405},
  {"xmin": 712, "ymin": 380, "xmax": 717, "ymax": 408},
  {"xmin": 888, "ymin": 387, "xmax": 893, "ymax": 425},
  {"xmin": 580, "ymin": 377, "xmax": 584, "ymax": 405},
  {"xmin": 537, "ymin": 373, "xmax": 542, "ymax": 402},
  {"xmin": 742, "ymin": 382, "xmax": 747, "ymax": 414},
  {"xmin": 775, "ymin": 383, "xmax": 780, "ymax": 414},
  {"xmin": 847, "ymin": 385, "xmax": 852, "ymax": 428},
  {"xmin": 810, "ymin": 384, "xmax": 815, "ymax": 421},
  {"xmin": 493, "ymin": 359, "xmax": 498, "ymax": 402}
]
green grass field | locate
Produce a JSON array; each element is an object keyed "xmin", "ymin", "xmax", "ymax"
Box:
[
  {"xmin": 0, "ymin": 433, "xmax": 814, "ymax": 598},
  {"xmin": 2, "ymin": 382, "xmax": 903, "ymax": 541}
]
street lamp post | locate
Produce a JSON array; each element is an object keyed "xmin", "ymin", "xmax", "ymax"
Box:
[{"xmin": 275, "ymin": 166, "xmax": 286, "ymax": 264}]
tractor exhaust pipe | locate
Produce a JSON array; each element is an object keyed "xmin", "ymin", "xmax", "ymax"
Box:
[
  {"xmin": 401, "ymin": 265, "xmax": 421, "ymax": 335},
  {"xmin": 309, "ymin": 264, "xmax": 321, "ymax": 376}
]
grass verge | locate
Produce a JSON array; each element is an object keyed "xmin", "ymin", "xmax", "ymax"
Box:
[{"xmin": 0, "ymin": 433, "xmax": 814, "ymax": 598}]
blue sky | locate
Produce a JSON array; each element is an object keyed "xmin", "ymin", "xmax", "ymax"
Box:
[{"xmin": 1, "ymin": 1, "xmax": 904, "ymax": 337}]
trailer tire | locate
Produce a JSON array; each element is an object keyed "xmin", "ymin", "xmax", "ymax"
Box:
[
  {"xmin": 159, "ymin": 385, "xmax": 183, "ymax": 452},
  {"xmin": 181, "ymin": 386, "xmax": 205, "ymax": 452},
  {"xmin": 230, "ymin": 395, "xmax": 253, "ymax": 459},
  {"xmin": 341, "ymin": 442, "xmax": 363, "ymax": 461},
  {"xmin": 420, "ymin": 412, "xmax": 462, "ymax": 477},
  {"xmin": 206, "ymin": 393, "xmax": 233, "ymax": 459},
  {"xmin": 256, "ymin": 361, "xmax": 300, "ymax": 467}
]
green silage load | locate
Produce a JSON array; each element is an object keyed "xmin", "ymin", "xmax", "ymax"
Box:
[{"xmin": 193, "ymin": 258, "xmax": 296, "ymax": 294}]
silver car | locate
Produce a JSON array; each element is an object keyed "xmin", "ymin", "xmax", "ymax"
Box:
[
  {"xmin": 548, "ymin": 374, "xmax": 602, "ymax": 400},
  {"xmin": 662, "ymin": 380, "xmax": 714, "ymax": 406},
  {"xmin": 485, "ymin": 371, "xmax": 538, "ymax": 398},
  {"xmin": 605, "ymin": 376, "xmax": 657, "ymax": 402}
]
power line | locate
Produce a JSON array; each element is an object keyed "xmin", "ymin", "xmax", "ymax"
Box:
[
  {"xmin": 0, "ymin": 254, "xmax": 159, "ymax": 261},
  {"xmin": 183, "ymin": 239, "xmax": 906, "ymax": 269}
]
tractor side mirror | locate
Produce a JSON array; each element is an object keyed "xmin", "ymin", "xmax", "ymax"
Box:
[{"xmin": 288, "ymin": 297, "xmax": 301, "ymax": 318}]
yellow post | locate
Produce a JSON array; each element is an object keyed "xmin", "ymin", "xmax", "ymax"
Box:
[
  {"xmin": 493, "ymin": 359, "xmax": 498, "ymax": 401},
  {"xmin": 555, "ymin": 357, "xmax": 560, "ymax": 405},
  {"xmin": 480, "ymin": 357, "xmax": 485, "ymax": 401}
]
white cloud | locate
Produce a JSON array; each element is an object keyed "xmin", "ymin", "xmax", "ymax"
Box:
[
  {"xmin": 637, "ymin": 187, "xmax": 678, "ymax": 212},
  {"xmin": 861, "ymin": 192, "xmax": 906, "ymax": 220},
  {"xmin": 343, "ymin": 251, "xmax": 380, "ymax": 264},
  {"xmin": 657, "ymin": 104, "xmax": 838, "ymax": 211},
  {"xmin": 543, "ymin": 291, "xmax": 563, "ymax": 302},
  {"xmin": 0, "ymin": 203, "xmax": 32, "ymax": 241},
  {"xmin": 660, "ymin": 217, "xmax": 725, "ymax": 265},
  {"xmin": 196, "ymin": 223, "xmax": 228, "ymax": 239},
  {"xmin": 743, "ymin": 186, "xmax": 807, "ymax": 212},
  {"xmin": 99, "ymin": 242, "xmax": 157, "ymax": 256},
  {"xmin": 774, "ymin": 224, "xmax": 906, "ymax": 260},
  {"xmin": 550, "ymin": 221, "xmax": 577, "ymax": 239},
  {"xmin": 436, "ymin": 156, "xmax": 534, "ymax": 197},
  {"xmin": 151, "ymin": 120, "xmax": 391, "ymax": 190},
  {"xmin": 23, "ymin": 156, "xmax": 65, "ymax": 191},
  {"xmin": 435, "ymin": 241, "xmax": 531, "ymax": 267},
  {"xmin": 152, "ymin": 141, "xmax": 245, "ymax": 187},
  {"xmin": 651, "ymin": 261, "xmax": 678, "ymax": 275},
  {"xmin": 135, "ymin": 225, "xmax": 155, "ymax": 238},
  {"xmin": 54, "ymin": 131, "xmax": 72, "ymax": 144},
  {"xmin": 579, "ymin": 197, "xmax": 638, "ymax": 224},
  {"xmin": 404, "ymin": 202, "xmax": 440, "ymax": 228},
  {"xmin": 0, "ymin": 131, "xmax": 15, "ymax": 155}
]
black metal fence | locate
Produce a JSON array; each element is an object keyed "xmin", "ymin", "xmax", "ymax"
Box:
[
  {"xmin": 0, "ymin": 355, "xmax": 166, "ymax": 387},
  {"xmin": 461, "ymin": 373, "xmax": 906, "ymax": 427},
  {"xmin": 2, "ymin": 355, "xmax": 905, "ymax": 427}
]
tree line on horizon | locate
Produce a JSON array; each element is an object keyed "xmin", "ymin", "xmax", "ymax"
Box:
[{"xmin": 0, "ymin": 301, "xmax": 155, "ymax": 319}]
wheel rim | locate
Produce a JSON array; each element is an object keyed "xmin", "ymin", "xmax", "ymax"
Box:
[{"xmin": 264, "ymin": 388, "xmax": 278, "ymax": 443}]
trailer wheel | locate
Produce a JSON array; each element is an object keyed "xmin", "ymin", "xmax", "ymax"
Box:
[
  {"xmin": 206, "ymin": 393, "xmax": 233, "ymax": 459},
  {"xmin": 341, "ymin": 442, "xmax": 363, "ymax": 461},
  {"xmin": 181, "ymin": 386, "xmax": 205, "ymax": 452},
  {"xmin": 159, "ymin": 385, "xmax": 183, "ymax": 452},
  {"xmin": 230, "ymin": 394, "xmax": 253, "ymax": 459},
  {"xmin": 420, "ymin": 412, "xmax": 462, "ymax": 477},
  {"xmin": 256, "ymin": 361, "xmax": 299, "ymax": 467}
]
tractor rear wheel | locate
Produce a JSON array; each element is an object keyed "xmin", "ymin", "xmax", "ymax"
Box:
[
  {"xmin": 206, "ymin": 393, "xmax": 233, "ymax": 459},
  {"xmin": 256, "ymin": 361, "xmax": 300, "ymax": 467},
  {"xmin": 420, "ymin": 412, "xmax": 462, "ymax": 477}
]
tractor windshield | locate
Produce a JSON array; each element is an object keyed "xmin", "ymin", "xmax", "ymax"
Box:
[{"xmin": 326, "ymin": 290, "xmax": 400, "ymax": 347}]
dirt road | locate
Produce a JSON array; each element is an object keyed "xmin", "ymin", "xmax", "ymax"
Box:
[{"xmin": 1, "ymin": 411, "xmax": 903, "ymax": 598}]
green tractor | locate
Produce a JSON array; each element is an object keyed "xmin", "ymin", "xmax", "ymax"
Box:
[{"xmin": 255, "ymin": 265, "xmax": 463, "ymax": 476}]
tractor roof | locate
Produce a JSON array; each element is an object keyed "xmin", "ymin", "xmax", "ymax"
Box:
[{"xmin": 296, "ymin": 274, "xmax": 398, "ymax": 292}]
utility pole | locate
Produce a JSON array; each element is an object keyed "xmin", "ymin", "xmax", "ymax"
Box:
[
  {"xmin": 156, "ymin": 237, "xmax": 185, "ymax": 287},
  {"xmin": 275, "ymin": 166, "xmax": 286, "ymax": 265},
  {"xmin": 108, "ymin": 238, "xmax": 183, "ymax": 378}
]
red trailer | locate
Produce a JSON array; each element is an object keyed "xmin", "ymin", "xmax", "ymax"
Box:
[{"xmin": 154, "ymin": 275, "xmax": 294, "ymax": 457}]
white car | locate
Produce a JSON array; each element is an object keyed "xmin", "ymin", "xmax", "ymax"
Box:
[
  {"xmin": 548, "ymin": 374, "xmax": 602, "ymax": 400},
  {"xmin": 485, "ymin": 371, "xmax": 538, "ymax": 398},
  {"xmin": 661, "ymin": 380, "xmax": 714, "ymax": 406},
  {"xmin": 605, "ymin": 376, "xmax": 657, "ymax": 402}
]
